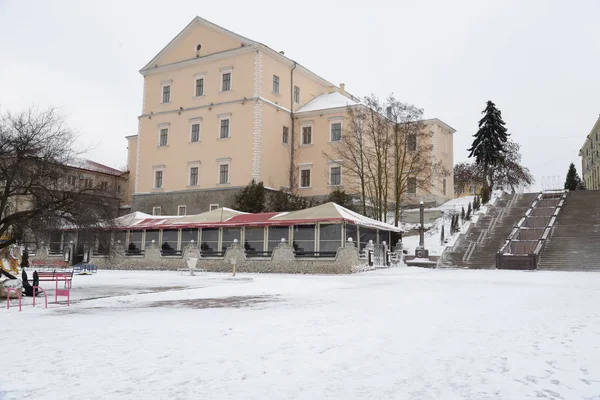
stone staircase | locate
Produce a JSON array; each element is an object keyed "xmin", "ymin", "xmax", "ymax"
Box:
[
  {"xmin": 441, "ymin": 192, "xmax": 539, "ymax": 268},
  {"xmin": 537, "ymin": 190, "xmax": 600, "ymax": 271}
]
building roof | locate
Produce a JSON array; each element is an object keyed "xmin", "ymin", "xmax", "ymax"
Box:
[
  {"xmin": 115, "ymin": 203, "xmax": 402, "ymax": 232},
  {"xmin": 295, "ymin": 92, "xmax": 360, "ymax": 114},
  {"xmin": 69, "ymin": 158, "xmax": 125, "ymax": 177}
]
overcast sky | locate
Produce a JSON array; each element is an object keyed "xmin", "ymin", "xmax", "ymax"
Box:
[{"xmin": 1, "ymin": 0, "xmax": 599, "ymax": 190}]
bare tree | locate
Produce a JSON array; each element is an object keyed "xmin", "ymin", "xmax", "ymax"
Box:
[
  {"xmin": 0, "ymin": 107, "xmax": 119, "ymax": 250},
  {"xmin": 386, "ymin": 96, "xmax": 448, "ymax": 226},
  {"xmin": 325, "ymin": 94, "xmax": 447, "ymax": 224},
  {"xmin": 453, "ymin": 162, "xmax": 483, "ymax": 196}
]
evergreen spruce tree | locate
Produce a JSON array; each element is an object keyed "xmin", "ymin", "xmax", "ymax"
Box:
[
  {"xmin": 440, "ymin": 225, "xmax": 445, "ymax": 244},
  {"xmin": 564, "ymin": 163, "xmax": 582, "ymax": 190},
  {"xmin": 461, "ymin": 206, "xmax": 465, "ymax": 221},
  {"xmin": 465, "ymin": 202, "xmax": 472, "ymax": 221},
  {"xmin": 480, "ymin": 186, "xmax": 491, "ymax": 204},
  {"xmin": 233, "ymin": 179, "xmax": 266, "ymax": 213},
  {"xmin": 468, "ymin": 101, "xmax": 509, "ymax": 192},
  {"xmin": 327, "ymin": 189, "xmax": 356, "ymax": 211}
]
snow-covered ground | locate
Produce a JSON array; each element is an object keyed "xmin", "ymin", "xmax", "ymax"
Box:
[{"xmin": 2, "ymin": 268, "xmax": 600, "ymax": 400}]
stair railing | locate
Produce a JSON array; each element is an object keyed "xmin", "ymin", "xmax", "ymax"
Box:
[{"xmin": 462, "ymin": 241, "xmax": 477, "ymax": 263}]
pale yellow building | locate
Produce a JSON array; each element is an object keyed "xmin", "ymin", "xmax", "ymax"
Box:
[
  {"xmin": 128, "ymin": 16, "xmax": 455, "ymax": 215},
  {"xmin": 580, "ymin": 116, "xmax": 600, "ymax": 190}
]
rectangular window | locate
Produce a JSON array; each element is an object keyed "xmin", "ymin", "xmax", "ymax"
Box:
[
  {"xmin": 191, "ymin": 123, "xmax": 200, "ymax": 142},
  {"xmin": 293, "ymin": 225, "xmax": 315, "ymax": 253},
  {"xmin": 222, "ymin": 72, "xmax": 231, "ymax": 91},
  {"xmin": 220, "ymin": 119, "xmax": 230, "ymax": 138},
  {"xmin": 245, "ymin": 227, "xmax": 265, "ymax": 253},
  {"xmin": 159, "ymin": 128, "xmax": 168, "ymax": 146},
  {"xmin": 282, "ymin": 126, "xmax": 289, "ymax": 144},
  {"xmin": 67, "ymin": 175, "xmax": 76, "ymax": 186},
  {"xmin": 116, "ymin": 185, "xmax": 121, "ymax": 194},
  {"xmin": 162, "ymin": 85, "xmax": 170, "ymax": 103},
  {"xmin": 330, "ymin": 122, "xmax": 342, "ymax": 142},
  {"xmin": 273, "ymin": 75, "xmax": 279, "ymax": 94},
  {"xmin": 209, "ymin": 203, "xmax": 219, "ymax": 211},
  {"xmin": 294, "ymin": 86, "xmax": 300, "ymax": 103},
  {"xmin": 189, "ymin": 167, "xmax": 199, "ymax": 186},
  {"xmin": 100, "ymin": 181, "xmax": 109, "ymax": 191},
  {"xmin": 300, "ymin": 169, "xmax": 311, "ymax": 188},
  {"xmin": 83, "ymin": 178, "xmax": 93, "ymax": 189},
  {"xmin": 407, "ymin": 177, "xmax": 417, "ymax": 194},
  {"xmin": 407, "ymin": 134, "xmax": 417, "ymax": 151},
  {"xmin": 195, "ymin": 78, "xmax": 204, "ymax": 97},
  {"xmin": 201, "ymin": 228, "xmax": 219, "ymax": 252},
  {"xmin": 152, "ymin": 207, "xmax": 161, "ymax": 216},
  {"xmin": 330, "ymin": 166, "xmax": 341, "ymax": 186},
  {"xmin": 219, "ymin": 164, "xmax": 229, "ymax": 184},
  {"xmin": 155, "ymin": 170, "xmax": 163, "ymax": 189},
  {"xmin": 319, "ymin": 224, "xmax": 342, "ymax": 252},
  {"xmin": 302, "ymin": 126, "xmax": 312, "ymax": 145},
  {"xmin": 178, "ymin": 205, "xmax": 187, "ymax": 216}
]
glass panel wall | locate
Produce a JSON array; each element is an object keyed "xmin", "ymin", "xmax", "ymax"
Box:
[
  {"xmin": 161, "ymin": 230, "xmax": 178, "ymax": 253},
  {"xmin": 200, "ymin": 228, "xmax": 219, "ymax": 252},
  {"xmin": 222, "ymin": 228, "xmax": 241, "ymax": 251},
  {"xmin": 97, "ymin": 232, "xmax": 112, "ymax": 253},
  {"xmin": 319, "ymin": 224, "xmax": 342, "ymax": 252},
  {"xmin": 244, "ymin": 227, "xmax": 264, "ymax": 253},
  {"xmin": 293, "ymin": 225, "xmax": 315, "ymax": 253},
  {"xmin": 114, "ymin": 231, "xmax": 127, "ymax": 246},
  {"xmin": 378, "ymin": 230, "xmax": 390, "ymax": 246},
  {"xmin": 128, "ymin": 231, "xmax": 143, "ymax": 253},
  {"xmin": 49, "ymin": 232, "xmax": 62, "ymax": 253},
  {"xmin": 181, "ymin": 228, "xmax": 198, "ymax": 248},
  {"xmin": 345, "ymin": 224, "xmax": 358, "ymax": 243},
  {"xmin": 144, "ymin": 230, "xmax": 159, "ymax": 249},
  {"xmin": 359, "ymin": 228, "xmax": 377, "ymax": 250},
  {"xmin": 268, "ymin": 226, "xmax": 289, "ymax": 250}
]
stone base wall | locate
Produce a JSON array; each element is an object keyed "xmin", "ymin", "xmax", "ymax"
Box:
[{"xmin": 31, "ymin": 242, "xmax": 365, "ymax": 275}]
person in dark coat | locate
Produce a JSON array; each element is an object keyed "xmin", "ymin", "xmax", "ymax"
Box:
[{"xmin": 21, "ymin": 269, "xmax": 40, "ymax": 297}]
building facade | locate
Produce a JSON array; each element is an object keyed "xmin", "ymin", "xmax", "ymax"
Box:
[
  {"xmin": 128, "ymin": 16, "xmax": 455, "ymax": 215},
  {"xmin": 580, "ymin": 116, "xmax": 600, "ymax": 190}
]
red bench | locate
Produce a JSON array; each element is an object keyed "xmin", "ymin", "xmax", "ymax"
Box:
[
  {"xmin": 29, "ymin": 260, "xmax": 72, "ymax": 272},
  {"xmin": 32, "ymin": 271, "xmax": 73, "ymax": 306}
]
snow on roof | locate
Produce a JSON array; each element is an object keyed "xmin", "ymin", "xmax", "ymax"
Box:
[
  {"xmin": 296, "ymin": 92, "xmax": 360, "ymax": 113},
  {"xmin": 111, "ymin": 203, "xmax": 402, "ymax": 232},
  {"xmin": 68, "ymin": 158, "xmax": 125, "ymax": 176}
]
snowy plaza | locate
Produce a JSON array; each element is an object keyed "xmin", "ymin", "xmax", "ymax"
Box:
[{"xmin": 2, "ymin": 267, "xmax": 600, "ymax": 400}]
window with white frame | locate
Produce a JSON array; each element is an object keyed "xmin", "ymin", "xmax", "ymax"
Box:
[
  {"xmin": 189, "ymin": 166, "xmax": 199, "ymax": 186},
  {"xmin": 302, "ymin": 125, "xmax": 312, "ymax": 145},
  {"xmin": 300, "ymin": 167, "xmax": 311, "ymax": 188},
  {"xmin": 153, "ymin": 206, "xmax": 162, "ymax": 216},
  {"xmin": 282, "ymin": 126, "xmax": 289, "ymax": 144},
  {"xmin": 273, "ymin": 75, "xmax": 279, "ymax": 94},
  {"xmin": 161, "ymin": 82, "xmax": 171, "ymax": 103},
  {"xmin": 218, "ymin": 160, "xmax": 230, "ymax": 184},
  {"xmin": 178, "ymin": 205, "xmax": 187, "ymax": 216},
  {"xmin": 154, "ymin": 170, "xmax": 163, "ymax": 189},
  {"xmin": 190, "ymin": 120, "xmax": 201, "ymax": 142},
  {"xmin": 209, "ymin": 203, "xmax": 219, "ymax": 211},
  {"xmin": 159, "ymin": 127, "xmax": 168, "ymax": 146},
  {"xmin": 195, "ymin": 76, "xmax": 204, "ymax": 97},
  {"xmin": 294, "ymin": 86, "xmax": 300, "ymax": 103},
  {"xmin": 219, "ymin": 115, "xmax": 230, "ymax": 139},
  {"xmin": 221, "ymin": 69, "xmax": 232, "ymax": 91},
  {"xmin": 407, "ymin": 177, "xmax": 417, "ymax": 194},
  {"xmin": 330, "ymin": 121, "xmax": 342, "ymax": 142},
  {"xmin": 329, "ymin": 165, "xmax": 341, "ymax": 186}
]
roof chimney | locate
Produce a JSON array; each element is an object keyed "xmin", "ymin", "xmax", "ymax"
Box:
[
  {"xmin": 340, "ymin": 83, "xmax": 346, "ymax": 94},
  {"xmin": 328, "ymin": 85, "xmax": 336, "ymax": 94}
]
